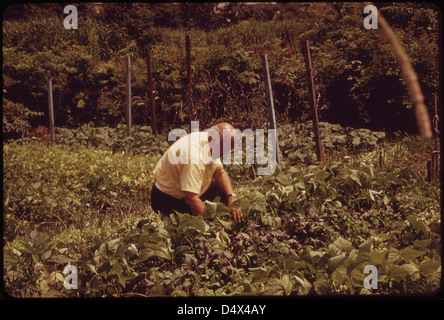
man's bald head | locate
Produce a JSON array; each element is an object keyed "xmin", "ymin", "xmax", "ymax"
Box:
[{"xmin": 207, "ymin": 122, "xmax": 238, "ymax": 158}]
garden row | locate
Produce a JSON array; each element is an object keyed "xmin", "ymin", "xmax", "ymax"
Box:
[{"xmin": 3, "ymin": 123, "xmax": 441, "ymax": 297}]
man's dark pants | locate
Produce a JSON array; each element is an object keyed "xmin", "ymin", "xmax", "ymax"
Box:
[{"xmin": 150, "ymin": 180, "xmax": 226, "ymax": 216}]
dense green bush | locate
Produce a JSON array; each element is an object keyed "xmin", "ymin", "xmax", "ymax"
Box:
[
  {"xmin": 2, "ymin": 3, "xmax": 439, "ymax": 140},
  {"xmin": 3, "ymin": 124, "xmax": 440, "ymax": 297}
]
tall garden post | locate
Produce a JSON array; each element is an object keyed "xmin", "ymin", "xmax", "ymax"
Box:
[
  {"xmin": 186, "ymin": 35, "xmax": 194, "ymax": 121},
  {"xmin": 126, "ymin": 55, "xmax": 132, "ymax": 137},
  {"xmin": 433, "ymin": 94, "xmax": 439, "ymax": 151},
  {"xmin": 262, "ymin": 54, "xmax": 281, "ymax": 166},
  {"xmin": 432, "ymin": 94, "xmax": 440, "ymax": 178},
  {"xmin": 47, "ymin": 70, "xmax": 55, "ymax": 143},
  {"xmin": 301, "ymin": 40, "xmax": 325, "ymax": 163},
  {"xmin": 146, "ymin": 52, "xmax": 158, "ymax": 135}
]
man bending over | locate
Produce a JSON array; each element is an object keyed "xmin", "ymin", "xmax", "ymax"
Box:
[{"xmin": 149, "ymin": 122, "xmax": 242, "ymax": 222}]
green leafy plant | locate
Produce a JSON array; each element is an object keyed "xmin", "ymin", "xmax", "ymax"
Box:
[{"xmin": 3, "ymin": 122, "xmax": 441, "ymax": 297}]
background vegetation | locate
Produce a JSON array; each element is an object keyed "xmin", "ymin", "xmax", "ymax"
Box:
[
  {"xmin": 3, "ymin": 124, "xmax": 441, "ymax": 297},
  {"xmin": 2, "ymin": 2, "xmax": 441, "ymax": 298},
  {"xmin": 3, "ymin": 2, "xmax": 440, "ymax": 138}
]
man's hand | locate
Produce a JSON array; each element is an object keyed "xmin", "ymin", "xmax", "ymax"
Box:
[
  {"xmin": 227, "ymin": 195, "xmax": 243, "ymax": 222},
  {"xmin": 213, "ymin": 168, "xmax": 243, "ymax": 222}
]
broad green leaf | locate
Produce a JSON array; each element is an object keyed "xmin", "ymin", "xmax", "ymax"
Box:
[
  {"xmin": 137, "ymin": 242, "xmax": 171, "ymax": 262},
  {"xmin": 359, "ymin": 238, "xmax": 373, "ymax": 253},
  {"xmin": 370, "ymin": 250, "xmax": 387, "ymax": 265},
  {"xmin": 228, "ymin": 285, "xmax": 245, "ymax": 296},
  {"xmin": 413, "ymin": 239, "xmax": 432, "ymax": 248},
  {"xmin": 301, "ymin": 248, "xmax": 325, "ymax": 265},
  {"xmin": 350, "ymin": 268, "xmax": 365, "ymax": 282},
  {"xmin": 107, "ymin": 238, "xmax": 120, "ymax": 252},
  {"xmin": 313, "ymin": 278, "xmax": 329, "ymax": 295},
  {"xmin": 399, "ymin": 263, "xmax": 419, "ymax": 275},
  {"xmin": 208, "ymin": 238, "xmax": 227, "ymax": 250},
  {"xmin": 30, "ymin": 229, "xmax": 37, "ymax": 240},
  {"xmin": 389, "ymin": 264, "xmax": 410, "ymax": 282},
  {"xmin": 349, "ymin": 170, "xmax": 362, "ymax": 186},
  {"xmin": 47, "ymin": 254, "xmax": 77, "ymax": 264},
  {"xmin": 249, "ymin": 267, "xmax": 268, "ymax": 284},
  {"xmin": 263, "ymin": 278, "xmax": 287, "ymax": 296},
  {"xmin": 420, "ymin": 260, "xmax": 440, "ymax": 274},
  {"xmin": 295, "ymin": 276, "xmax": 312, "ymax": 295},
  {"xmin": 387, "ymin": 248, "xmax": 401, "ymax": 264},
  {"xmin": 287, "ymin": 190, "xmax": 299, "ymax": 202},
  {"xmin": 294, "ymin": 181, "xmax": 305, "ymax": 190},
  {"xmin": 333, "ymin": 237, "xmax": 353, "ymax": 252},
  {"xmin": 335, "ymin": 169, "xmax": 349, "ymax": 181},
  {"xmin": 282, "ymin": 274, "xmax": 292, "ymax": 295},
  {"xmin": 328, "ymin": 253, "xmax": 346, "ymax": 271},
  {"xmin": 218, "ymin": 202, "xmax": 232, "ymax": 215},
  {"xmin": 42, "ymin": 250, "xmax": 52, "ymax": 260},
  {"xmin": 203, "ymin": 200, "xmax": 218, "ymax": 219},
  {"xmin": 87, "ymin": 263, "xmax": 97, "ymax": 274},
  {"xmin": 217, "ymin": 218, "xmax": 233, "ymax": 231},
  {"xmin": 367, "ymin": 189, "xmax": 375, "ymax": 202},
  {"xmin": 359, "ymin": 288, "xmax": 373, "ymax": 295},
  {"xmin": 276, "ymin": 173, "xmax": 290, "ymax": 185},
  {"xmin": 55, "ymin": 272, "xmax": 65, "ymax": 282},
  {"xmin": 110, "ymin": 262, "xmax": 122, "ymax": 275},
  {"xmin": 401, "ymin": 246, "xmax": 422, "ymax": 262},
  {"xmin": 331, "ymin": 264, "xmax": 348, "ymax": 284},
  {"xmin": 407, "ymin": 215, "xmax": 430, "ymax": 233},
  {"xmin": 32, "ymin": 181, "xmax": 41, "ymax": 189},
  {"xmin": 352, "ymin": 137, "xmax": 361, "ymax": 146},
  {"xmin": 178, "ymin": 214, "xmax": 209, "ymax": 233},
  {"xmin": 150, "ymin": 242, "xmax": 172, "ymax": 260}
]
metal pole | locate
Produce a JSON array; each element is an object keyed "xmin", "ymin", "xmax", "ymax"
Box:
[
  {"xmin": 433, "ymin": 94, "xmax": 439, "ymax": 151},
  {"xmin": 47, "ymin": 70, "xmax": 55, "ymax": 143},
  {"xmin": 126, "ymin": 55, "xmax": 132, "ymax": 137},
  {"xmin": 432, "ymin": 150, "xmax": 440, "ymax": 180},
  {"xmin": 301, "ymin": 40, "xmax": 324, "ymax": 163},
  {"xmin": 186, "ymin": 35, "xmax": 194, "ymax": 121},
  {"xmin": 262, "ymin": 54, "xmax": 281, "ymax": 166},
  {"xmin": 427, "ymin": 159, "xmax": 432, "ymax": 182},
  {"xmin": 146, "ymin": 52, "xmax": 158, "ymax": 135}
]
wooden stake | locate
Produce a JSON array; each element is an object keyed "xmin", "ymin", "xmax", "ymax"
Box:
[
  {"xmin": 433, "ymin": 93, "xmax": 439, "ymax": 151},
  {"xmin": 20, "ymin": 118, "xmax": 24, "ymax": 145},
  {"xmin": 379, "ymin": 149, "xmax": 384, "ymax": 168},
  {"xmin": 432, "ymin": 150, "xmax": 440, "ymax": 179},
  {"xmin": 427, "ymin": 159, "xmax": 432, "ymax": 182},
  {"xmin": 185, "ymin": 35, "xmax": 194, "ymax": 121},
  {"xmin": 146, "ymin": 52, "xmax": 158, "ymax": 135},
  {"xmin": 126, "ymin": 55, "xmax": 132, "ymax": 137},
  {"xmin": 262, "ymin": 54, "xmax": 281, "ymax": 166},
  {"xmin": 301, "ymin": 40, "xmax": 324, "ymax": 163},
  {"xmin": 47, "ymin": 70, "xmax": 55, "ymax": 143}
]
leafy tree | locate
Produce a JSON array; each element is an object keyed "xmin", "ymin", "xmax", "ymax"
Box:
[{"xmin": 2, "ymin": 2, "xmax": 439, "ymax": 136}]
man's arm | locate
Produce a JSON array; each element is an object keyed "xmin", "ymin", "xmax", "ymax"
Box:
[
  {"xmin": 184, "ymin": 191, "xmax": 205, "ymax": 216},
  {"xmin": 213, "ymin": 168, "xmax": 243, "ymax": 221},
  {"xmin": 213, "ymin": 168, "xmax": 234, "ymax": 198}
]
